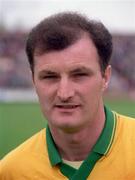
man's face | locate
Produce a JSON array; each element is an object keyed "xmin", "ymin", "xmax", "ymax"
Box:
[{"xmin": 33, "ymin": 35, "xmax": 111, "ymax": 132}]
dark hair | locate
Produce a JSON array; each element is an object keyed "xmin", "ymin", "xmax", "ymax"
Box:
[{"xmin": 26, "ymin": 12, "xmax": 113, "ymax": 74}]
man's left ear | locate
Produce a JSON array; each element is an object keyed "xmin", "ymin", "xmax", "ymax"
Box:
[
  {"xmin": 102, "ymin": 65, "xmax": 112, "ymax": 91},
  {"xmin": 30, "ymin": 70, "xmax": 35, "ymax": 87}
]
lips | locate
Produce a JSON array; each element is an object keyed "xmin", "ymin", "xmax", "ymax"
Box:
[{"xmin": 55, "ymin": 104, "xmax": 80, "ymax": 109}]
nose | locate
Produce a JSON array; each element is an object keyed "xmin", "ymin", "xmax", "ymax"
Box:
[{"xmin": 57, "ymin": 76, "xmax": 74, "ymax": 101}]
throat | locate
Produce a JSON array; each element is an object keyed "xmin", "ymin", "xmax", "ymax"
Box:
[
  {"xmin": 62, "ymin": 158, "xmax": 83, "ymax": 169},
  {"xmin": 53, "ymin": 128, "xmax": 99, "ymax": 161}
]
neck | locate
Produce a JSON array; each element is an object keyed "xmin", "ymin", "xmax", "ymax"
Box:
[{"xmin": 49, "ymin": 106, "xmax": 105, "ymax": 161}]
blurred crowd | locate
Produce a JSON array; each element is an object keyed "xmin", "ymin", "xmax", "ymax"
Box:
[
  {"xmin": 0, "ymin": 30, "xmax": 32, "ymax": 88},
  {"xmin": 111, "ymin": 35, "xmax": 135, "ymax": 93},
  {"xmin": 0, "ymin": 30, "xmax": 135, "ymax": 95}
]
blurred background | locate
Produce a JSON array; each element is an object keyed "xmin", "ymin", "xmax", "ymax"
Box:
[{"xmin": 0, "ymin": 0, "xmax": 135, "ymax": 159}]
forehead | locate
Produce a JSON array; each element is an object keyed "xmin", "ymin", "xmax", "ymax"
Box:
[{"xmin": 34, "ymin": 35, "xmax": 100, "ymax": 72}]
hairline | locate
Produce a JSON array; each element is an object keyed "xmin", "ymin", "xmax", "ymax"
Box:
[{"xmin": 32, "ymin": 32, "xmax": 105, "ymax": 77}]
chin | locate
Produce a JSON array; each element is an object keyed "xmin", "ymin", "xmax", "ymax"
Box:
[{"xmin": 50, "ymin": 117, "xmax": 83, "ymax": 133}]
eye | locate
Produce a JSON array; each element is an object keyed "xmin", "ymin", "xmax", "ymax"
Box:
[
  {"xmin": 72, "ymin": 72, "xmax": 89, "ymax": 77},
  {"xmin": 39, "ymin": 73, "xmax": 60, "ymax": 81},
  {"xmin": 43, "ymin": 75, "xmax": 59, "ymax": 79}
]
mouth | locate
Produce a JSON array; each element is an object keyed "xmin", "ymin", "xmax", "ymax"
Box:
[
  {"xmin": 54, "ymin": 104, "xmax": 80, "ymax": 110},
  {"xmin": 56, "ymin": 105, "xmax": 79, "ymax": 108}
]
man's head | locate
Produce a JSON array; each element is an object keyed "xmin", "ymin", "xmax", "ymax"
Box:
[
  {"xmin": 26, "ymin": 12, "xmax": 113, "ymax": 76},
  {"xmin": 26, "ymin": 12, "xmax": 112, "ymax": 132}
]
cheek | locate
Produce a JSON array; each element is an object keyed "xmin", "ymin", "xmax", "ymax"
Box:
[
  {"xmin": 80, "ymin": 80, "xmax": 103, "ymax": 101},
  {"xmin": 83, "ymin": 79, "xmax": 103, "ymax": 93},
  {"xmin": 81, "ymin": 82, "xmax": 103, "ymax": 117},
  {"xmin": 35, "ymin": 83, "xmax": 56, "ymax": 106}
]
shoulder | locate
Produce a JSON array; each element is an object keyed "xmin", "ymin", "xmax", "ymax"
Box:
[
  {"xmin": 5, "ymin": 128, "xmax": 46, "ymax": 156},
  {"xmin": 115, "ymin": 112, "xmax": 135, "ymax": 126},
  {"xmin": 109, "ymin": 113, "xmax": 135, "ymax": 171},
  {"xmin": 0, "ymin": 128, "xmax": 47, "ymax": 178},
  {"xmin": 1, "ymin": 128, "xmax": 47, "ymax": 161},
  {"xmin": 114, "ymin": 112, "xmax": 135, "ymax": 142}
]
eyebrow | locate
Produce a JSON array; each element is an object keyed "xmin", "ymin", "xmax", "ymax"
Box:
[
  {"xmin": 70, "ymin": 66, "xmax": 93, "ymax": 74},
  {"xmin": 40, "ymin": 70, "xmax": 57, "ymax": 74},
  {"xmin": 38, "ymin": 65, "xmax": 93, "ymax": 76}
]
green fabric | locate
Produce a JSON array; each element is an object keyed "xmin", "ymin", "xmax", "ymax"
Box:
[
  {"xmin": 46, "ymin": 126, "xmax": 61, "ymax": 165},
  {"xmin": 60, "ymin": 163, "xmax": 76, "ymax": 179},
  {"xmin": 46, "ymin": 106, "xmax": 116, "ymax": 179},
  {"xmin": 93, "ymin": 107, "xmax": 116, "ymax": 154}
]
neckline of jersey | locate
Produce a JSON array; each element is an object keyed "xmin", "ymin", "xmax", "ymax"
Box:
[{"xmin": 46, "ymin": 106, "xmax": 116, "ymax": 179}]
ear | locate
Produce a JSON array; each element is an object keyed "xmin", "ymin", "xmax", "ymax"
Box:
[
  {"xmin": 30, "ymin": 70, "xmax": 35, "ymax": 87},
  {"xmin": 102, "ymin": 65, "xmax": 111, "ymax": 91}
]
